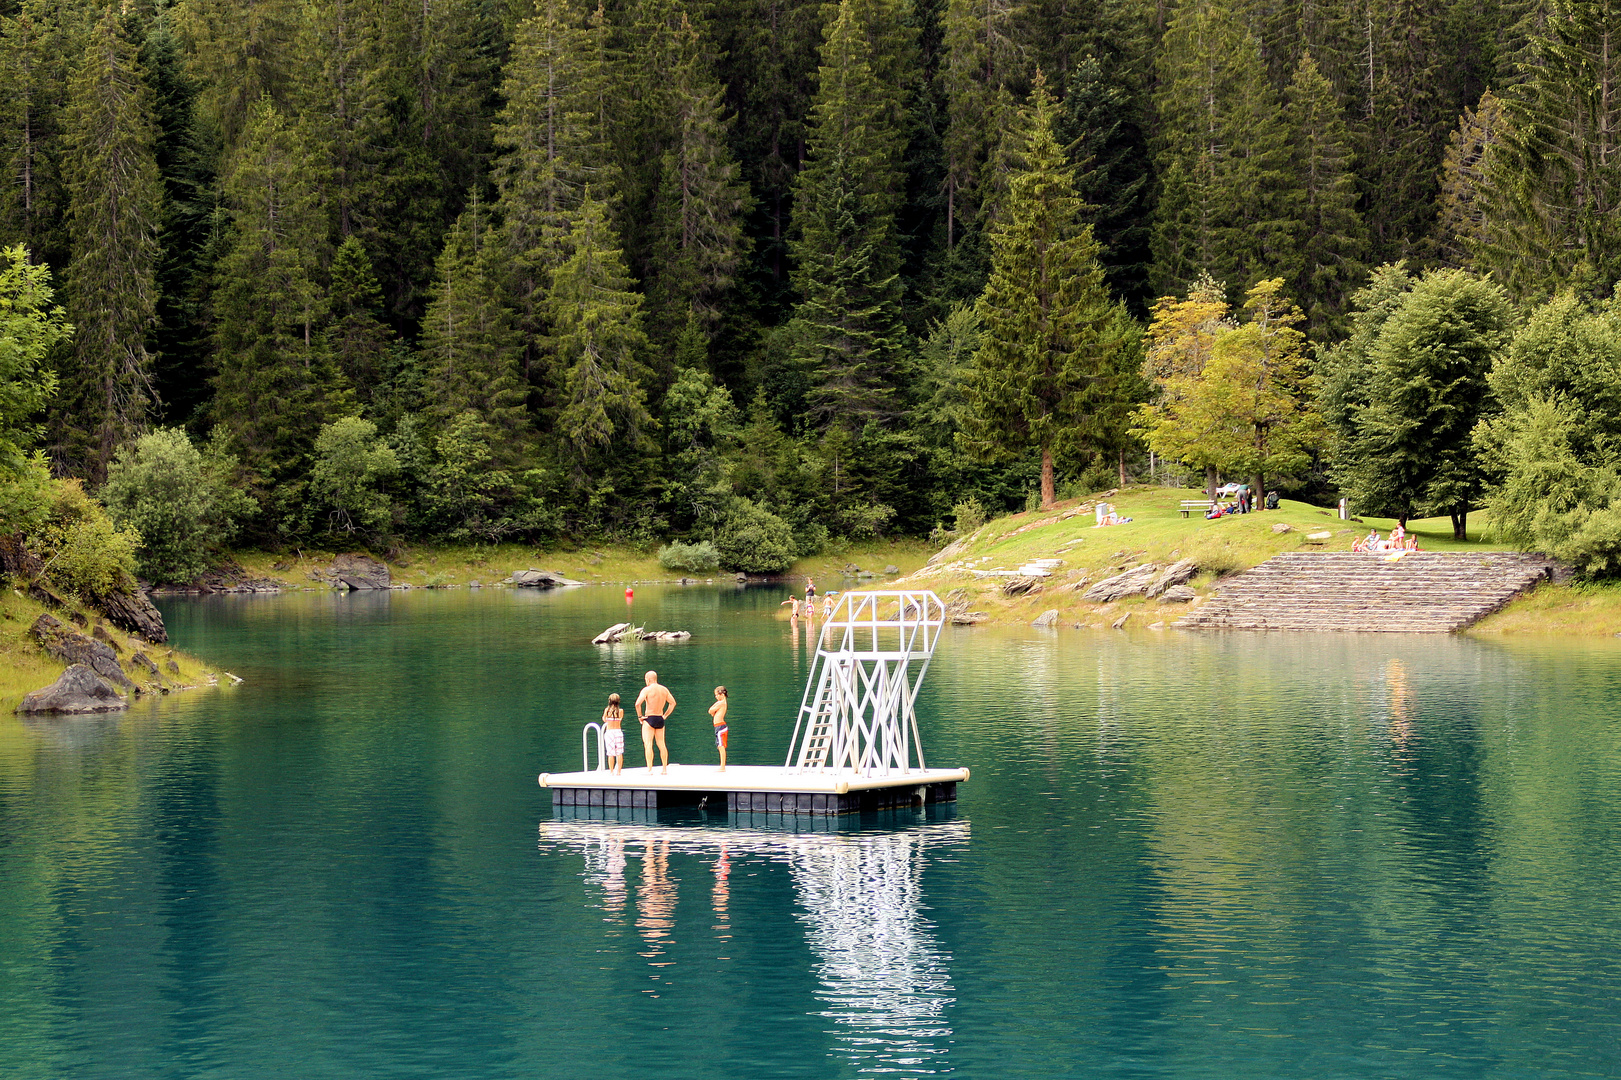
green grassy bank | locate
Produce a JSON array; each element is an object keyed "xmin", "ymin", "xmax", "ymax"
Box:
[
  {"xmin": 880, "ymin": 486, "xmax": 1612, "ymax": 634},
  {"xmin": 227, "ymin": 538, "xmax": 936, "ymax": 591},
  {"xmin": 0, "ymin": 587, "xmax": 228, "ymax": 711}
]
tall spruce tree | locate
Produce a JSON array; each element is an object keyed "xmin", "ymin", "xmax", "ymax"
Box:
[
  {"xmin": 177, "ymin": 0, "xmax": 298, "ymax": 146},
  {"xmin": 1433, "ymin": 89, "xmax": 1508, "ymax": 269},
  {"xmin": 644, "ymin": 12, "xmax": 752, "ymax": 342},
  {"xmin": 789, "ymin": 0, "xmax": 908, "ymax": 425},
  {"xmin": 291, "ymin": 0, "xmax": 390, "ymax": 243},
  {"xmin": 56, "ymin": 11, "xmax": 163, "ymax": 482},
  {"xmin": 418, "ymin": 196, "xmax": 529, "ymax": 448},
  {"xmin": 1483, "ymin": 0, "xmax": 1621, "ymax": 298},
  {"xmin": 211, "ymin": 98, "xmax": 347, "ymax": 484},
  {"xmin": 1058, "ymin": 55, "xmax": 1154, "ymax": 311},
  {"xmin": 1279, "ymin": 52, "xmax": 1364, "ymax": 335},
  {"xmin": 963, "ymin": 78, "xmax": 1128, "ymax": 509},
  {"xmin": 1151, "ymin": 0, "xmax": 1293, "ymax": 300},
  {"xmin": 490, "ymin": 0, "xmax": 617, "ymax": 381},
  {"xmin": 708, "ymin": 0, "xmax": 823, "ymax": 308},
  {"xmin": 0, "ymin": 0, "xmax": 87, "ymax": 271},
  {"xmin": 326, "ymin": 236, "xmax": 395, "ymax": 408},
  {"xmin": 547, "ymin": 193, "xmax": 654, "ymax": 461}
]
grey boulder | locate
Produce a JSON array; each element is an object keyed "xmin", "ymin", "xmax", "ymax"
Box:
[
  {"xmin": 509, "ymin": 568, "xmax": 586, "ymax": 588},
  {"xmin": 333, "ymin": 553, "xmax": 391, "ymax": 590},
  {"xmin": 1145, "ymin": 558, "xmax": 1198, "ymax": 598},
  {"xmin": 1031, "ymin": 609, "xmax": 1059, "ymax": 628},
  {"xmin": 1082, "ymin": 563, "xmax": 1159, "ymax": 603},
  {"xmin": 30, "ymin": 614, "xmax": 133, "ymax": 690},
  {"xmin": 18, "ymin": 664, "xmax": 128, "ymax": 714},
  {"xmin": 1157, "ymin": 585, "xmax": 1197, "ymax": 603}
]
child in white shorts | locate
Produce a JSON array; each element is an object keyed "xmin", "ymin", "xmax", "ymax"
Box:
[{"xmin": 602, "ymin": 694, "xmax": 625, "ymax": 775}]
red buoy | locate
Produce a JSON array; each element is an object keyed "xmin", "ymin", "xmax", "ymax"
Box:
[{"xmin": 625, "ymin": 586, "xmax": 634, "ymax": 601}]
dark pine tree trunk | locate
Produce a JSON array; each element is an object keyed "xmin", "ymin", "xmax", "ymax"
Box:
[
  {"xmin": 1451, "ymin": 509, "xmax": 1467, "ymax": 541},
  {"xmin": 1041, "ymin": 446, "xmax": 1056, "ymax": 509}
]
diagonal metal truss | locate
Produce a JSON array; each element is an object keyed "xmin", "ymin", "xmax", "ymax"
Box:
[{"xmin": 785, "ymin": 591, "xmax": 945, "ymax": 776}]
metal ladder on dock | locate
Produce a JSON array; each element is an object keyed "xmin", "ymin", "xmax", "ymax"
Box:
[{"xmin": 793, "ymin": 661, "xmax": 846, "ymax": 770}]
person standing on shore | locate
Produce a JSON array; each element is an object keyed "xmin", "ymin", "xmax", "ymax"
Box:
[
  {"xmin": 805, "ymin": 577, "xmax": 816, "ymax": 601},
  {"xmin": 709, "ymin": 686, "xmax": 729, "ymax": 772},
  {"xmin": 635, "ymin": 670, "xmax": 676, "ymax": 774}
]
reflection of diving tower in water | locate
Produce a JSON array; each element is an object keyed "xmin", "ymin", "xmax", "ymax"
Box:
[
  {"xmin": 541, "ymin": 818, "xmax": 965, "ymax": 1073},
  {"xmin": 788, "ymin": 830, "xmax": 957, "ymax": 1071},
  {"xmin": 788, "ymin": 591, "xmax": 944, "ymax": 777}
]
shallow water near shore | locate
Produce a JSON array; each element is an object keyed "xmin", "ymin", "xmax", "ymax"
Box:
[{"xmin": 2, "ymin": 583, "xmax": 1619, "ymax": 1079}]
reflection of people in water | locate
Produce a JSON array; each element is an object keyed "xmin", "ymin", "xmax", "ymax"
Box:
[
  {"xmin": 603, "ymin": 836, "xmax": 627, "ymax": 917},
  {"xmin": 1387, "ymin": 658, "xmax": 1413, "ymax": 748},
  {"xmin": 636, "ymin": 839, "xmax": 676, "ymax": 962},
  {"xmin": 712, "ymin": 845, "xmax": 731, "ymax": 937}
]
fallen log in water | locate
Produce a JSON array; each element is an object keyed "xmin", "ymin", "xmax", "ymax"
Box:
[{"xmin": 591, "ymin": 624, "xmax": 692, "ymax": 644}]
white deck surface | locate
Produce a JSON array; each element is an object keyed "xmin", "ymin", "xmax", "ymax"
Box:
[{"xmin": 540, "ymin": 763, "xmax": 969, "ymax": 794}]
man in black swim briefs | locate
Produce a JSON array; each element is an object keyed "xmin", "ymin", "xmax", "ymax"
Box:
[{"xmin": 635, "ymin": 670, "xmax": 676, "ymax": 774}]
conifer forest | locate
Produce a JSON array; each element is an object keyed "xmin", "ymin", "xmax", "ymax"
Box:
[{"xmin": 3, "ymin": 0, "xmax": 1620, "ymax": 580}]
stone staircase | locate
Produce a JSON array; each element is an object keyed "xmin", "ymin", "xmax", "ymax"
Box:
[{"xmin": 1173, "ymin": 552, "xmax": 1565, "ymax": 633}]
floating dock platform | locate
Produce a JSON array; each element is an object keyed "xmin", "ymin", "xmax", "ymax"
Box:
[
  {"xmin": 540, "ymin": 763, "xmax": 968, "ymax": 815},
  {"xmin": 544, "ymin": 590, "xmax": 970, "ymax": 816}
]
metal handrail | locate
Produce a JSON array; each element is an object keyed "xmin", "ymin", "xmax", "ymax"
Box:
[{"xmin": 583, "ymin": 722, "xmax": 605, "ymax": 772}]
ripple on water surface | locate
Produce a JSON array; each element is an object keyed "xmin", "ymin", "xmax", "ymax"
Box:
[{"xmin": 1, "ymin": 586, "xmax": 1619, "ymax": 1079}]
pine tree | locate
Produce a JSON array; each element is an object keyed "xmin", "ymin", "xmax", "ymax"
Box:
[
  {"xmin": 0, "ymin": 0, "xmax": 87, "ymax": 271},
  {"xmin": 789, "ymin": 0, "xmax": 908, "ymax": 426},
  {"xmin": 963, "ymin": 78, "xmax": 1128, "ymax": 509},
  {"xmin": 291, "ymin": 0, "xmax": 390, "ymax": 243},
  {"xmin": 1352, "ymin": 0, "xmax": 1454, "ymax": 265},
  {"xmin": 365, "ymin": 0, "xmax": 497, "ymax": 325},
  {"xmin": 490, "ymin": 0, "xmax": 617, "ymax": 379},
  {"xmin": 1483, "ymin": 0, "xmax": 1621, "ymax": 298},
  {"xmin": 176, "ymin": 0, "xmax": 298, "ymax": 146},
  {"xmin": 547, "ymin": 193, "xmax": 654, "ymax": 460},
  {"xmin": 1151, "ymin": 0, "xmax": 1293, "ymax": 301},
  {"xmin": 1058, "ymin": 55, "xmax": 1153, "ymax": 311},
  {"xmin": 210, "ymin": 98, "xmax": 347, "ymax": 483},
  {"xmin": 327, "ymin": 236, "xmax": 395, "ymax": 407},
  {"xmin": 1433, "ymin": 89, "xmax": 1508, "ymax": 269},
  {"xmin": 418, "ymin": 196, "xmax": 529, "ymax": 447},
  {"xmin": 143, "ymin": 8, "xmax": 217, "ymax": 427},
  {"xmin": 57, "ymin": 11, "xmax": 163, "ymax": 483},
  {"xmin": 707, "ymin": 0, "xmax": 823, "ymax": 309},
  {"xmin": 644, "ymin": 12, "xmax": 752, "ymax": 342},
  {"xmin": 1280, "ymin": 52, "xmax": 1364, "ymax": 335}
]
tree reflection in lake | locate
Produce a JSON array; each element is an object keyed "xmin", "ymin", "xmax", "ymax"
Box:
[{"xmin": 540, "ymin": 812, "xmax": 968, "ymax": 1075}]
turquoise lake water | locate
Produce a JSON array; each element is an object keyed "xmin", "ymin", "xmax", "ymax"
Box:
[{"xmin": 2, "ymin": 583, "xmax": 1620, "ymax": 1078}]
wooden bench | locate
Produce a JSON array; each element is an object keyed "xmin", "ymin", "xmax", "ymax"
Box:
[{"xmin": 1179, "ymin": 499, "xmax": 1215, "ymax": 517}]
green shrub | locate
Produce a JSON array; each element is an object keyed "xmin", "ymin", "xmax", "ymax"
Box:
[
  {"xmin": 715, "ymin": 498, "xmax": 796, "ymax": 573},
  {"xmin": 952, "ymin": 496, "xmax": 987, "ymax": 534},
  {"xmin": 657, "ymin": 540, "xmax": 721, "ymax": 574},
  {"xmin": 310, "ymin": 416, "xmax": 399, "ymax": 537},
  {"xmin": 102, "ymin": 428, "xmax": 258, "ymax": 583},
  {"xmin": 29, "ymin": 479, "xmax": 140, "ymax": 599}
]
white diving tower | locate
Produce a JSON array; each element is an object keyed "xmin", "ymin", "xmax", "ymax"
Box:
[{"xmin": 787, "ymin": 590, "xmax": 944, "ymax": 777}]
